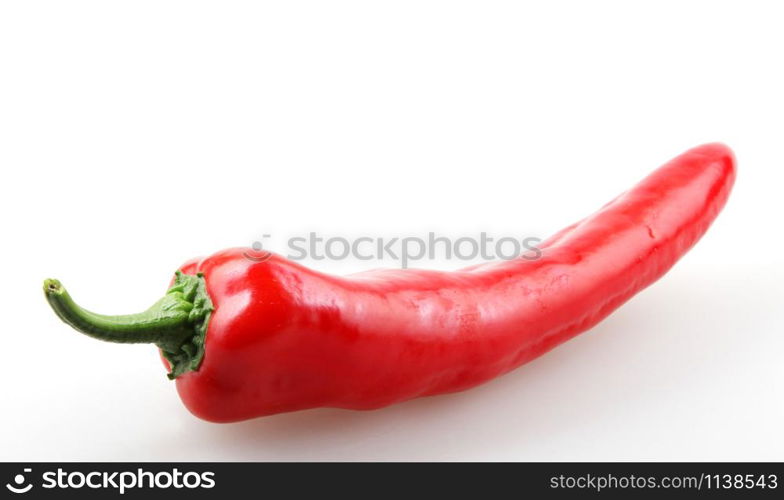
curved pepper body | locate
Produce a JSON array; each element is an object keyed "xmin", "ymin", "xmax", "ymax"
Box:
[{"xmin": 171, "ymin": 143, "xmax": 735, "ymax": 422}]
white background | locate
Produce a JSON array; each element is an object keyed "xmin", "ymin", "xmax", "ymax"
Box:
[{"xmin": 1, "ymin": 1, "xmax": 782, "ymax": 461}]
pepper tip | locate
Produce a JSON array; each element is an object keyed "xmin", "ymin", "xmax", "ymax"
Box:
[{"xmin": 43, "ymin": 278, "xmax": 63, "ymax": 295}]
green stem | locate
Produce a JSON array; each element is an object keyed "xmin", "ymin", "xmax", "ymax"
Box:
[{"xmin": 43, "ymin": 272, "xmax": 214, "ymax": 379}]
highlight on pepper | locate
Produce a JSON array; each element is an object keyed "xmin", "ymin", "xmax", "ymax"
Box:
[{"xmin": 43, "ymin": 143, "xmax": 736, "ymax": 422}]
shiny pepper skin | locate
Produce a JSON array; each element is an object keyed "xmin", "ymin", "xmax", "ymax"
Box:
[{"xmin": 164, "ymin": 143, "xmax": 736, "ymax": 422}]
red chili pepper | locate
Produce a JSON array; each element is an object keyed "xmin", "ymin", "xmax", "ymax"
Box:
[{"xmin": 44, "ymin": 143, "xmax": 735, "ymax": 422}]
